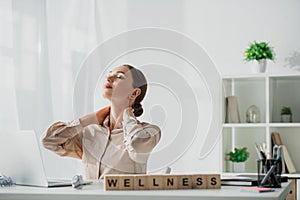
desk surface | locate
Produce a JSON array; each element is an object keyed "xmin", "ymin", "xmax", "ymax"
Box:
[{"xmin": 0, "ymin": 181, "xmax": 292, "ymax": 200}]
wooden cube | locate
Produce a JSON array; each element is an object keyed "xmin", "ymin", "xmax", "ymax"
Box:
[
  {"xmin": 104, "ymin": 175, "xmax": 119, "ymax": 190},
  {"xmin": 119, "ymin": 175, "xmax": 134, "ymax": 190},
  {"xmin": 134, "ymin": 175, "xmax": 148, "ymax": 190},
  {"xmin": 147, "ymin": 175, "xmax": 164, "ymax": 190},
  {"xmin": 206, "ymin": 174, "xmax": 221, "ymax": 189},
  {"xmin": 177, "ymin": 175, "xmax": 193, "ymax": 189},
  {"xmin": 163, "ymin": 175, "xmax": 178, "ymax": 189},
  {"xmin": 192, "ymin": 174, "xmax": 207, "ymax": 189}
]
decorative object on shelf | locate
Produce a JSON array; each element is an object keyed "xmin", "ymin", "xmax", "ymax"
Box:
[
  {"xmin": 246, "ymin": 105, "xmax": 261, "ymax": 123},
  {"xmin": 280, "ymin": 106, "xmax": 292, "ymax": 123},
  {"xmin": 244, "ymin": 41, "xmax": 275, "ymax": 73},
  {"xmin": 225, "ymin": 96, "xmax": 241, "ymax": 123},
  {"xmin": 284, "ymin": 50, "xmax": 300, "ymax": 71},
  {"xmin": 227, "ymin": 147, "xmax": 250, "ymax": 173}
]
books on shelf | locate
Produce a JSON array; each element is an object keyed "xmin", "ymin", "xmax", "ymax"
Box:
[
  {"xmin": 225, "ymin": 96, "xmax": 241, "ymax": 123},
  {"xmin": 240, "ymin": 187, "xmax": 275, "ymax": 193},
  {"xmin": 271, "ymin": 132, "xmax": 296, "ymax": 174},
  {"xmin": 271, "ymin": 132, "xmax": 283, "ymax": 146},
  {"xmin": 282, "ymin": 145, "xmax": 296, "ymax": 174}
]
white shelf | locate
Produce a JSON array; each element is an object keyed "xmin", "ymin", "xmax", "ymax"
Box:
[
  {"xmin": 223, "ymin": 73, "xmax": 300, "ymax": 79},
  {"xmin": 223, "ymin": 123, "xmax": 266, "ymax": 128},
  {"xmin": 270, "ymin": 123, "xmax": 300, "ymax": 127},
  {"xmin": 222, "ymin": 74, "xmax": 300, "ymax": 174},
  {"xmin": 222, "ymin": 74, "xmax": 267, "ymax": 79},
  {"xmin": 223, "ymin": 123, "xmax": 300, "ymax": 128}
]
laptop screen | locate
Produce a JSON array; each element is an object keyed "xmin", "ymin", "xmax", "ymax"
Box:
[{"xmin": 0, "ymin": 130, "xmax": 49, "ymax": 187}]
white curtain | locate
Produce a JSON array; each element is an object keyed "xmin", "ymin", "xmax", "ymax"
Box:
[{"xmin": 0, "ymin": 0, "xmax": 126, "ymax": 179}]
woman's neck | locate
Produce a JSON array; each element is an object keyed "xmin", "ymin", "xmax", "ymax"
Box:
[{"xmin": 109, "ymin": 101, "xmax": 128, "ymax": 130}]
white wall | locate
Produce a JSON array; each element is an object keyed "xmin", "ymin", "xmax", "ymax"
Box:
[
  {"xmin": 93, "ymin": 0, "xmax": 300, "ymax": 74},
  {"xmin": 110, "ymin": 0, "xmax": 300, "ymax": 76}
]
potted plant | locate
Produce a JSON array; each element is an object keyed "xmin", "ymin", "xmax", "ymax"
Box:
[
  {"xmin": 244, "ymin": 41, "xmax": 275, "ymax": 73},
  {"xmin": 227, "ymin": 147, "xmax": 250, "ymax": 172},
  {"xmin": 280, "ymin": 106, "xmax": 292, "ymax": 123}
]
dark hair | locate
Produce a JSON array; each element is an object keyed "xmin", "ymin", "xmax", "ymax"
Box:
[{"xmin": 124, "ymin": 64, "xmax": 147, "ymax": 117}]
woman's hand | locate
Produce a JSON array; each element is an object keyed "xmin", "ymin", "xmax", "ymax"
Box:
[{"xmin": 96, "ymin": 106, "xmax": 110, "ymax": 125}]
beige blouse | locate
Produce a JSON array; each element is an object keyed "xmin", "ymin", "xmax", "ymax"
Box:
[{"xmin": 42, "ymin": 110, "xmax": 161, "ymax": 180}]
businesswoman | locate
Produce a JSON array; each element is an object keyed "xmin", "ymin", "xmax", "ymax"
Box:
[{"xmin": 42, "ymin": 64, "xmax": 161, "ymax": 180}]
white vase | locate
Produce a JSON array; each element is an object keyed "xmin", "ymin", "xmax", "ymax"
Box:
[
  {"xmin": 232, "ymin": 162, "xmax": 245, "ymax": 173},
  {"xmin": 251, "ymin": 59, "xmax": 267, "ymax": 73}
]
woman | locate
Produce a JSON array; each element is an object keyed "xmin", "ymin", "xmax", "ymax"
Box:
[{"xmin": 42, "ymin": 64, "xmax": 161, "ymax": 180}]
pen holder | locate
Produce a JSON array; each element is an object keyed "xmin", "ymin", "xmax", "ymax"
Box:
[{"xmin": 257, "ymin": 159, "xmax": 282, "ymax": 188}]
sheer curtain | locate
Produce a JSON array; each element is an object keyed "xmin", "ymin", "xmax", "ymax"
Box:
[{"xmin": 0, "ymin": 0, "xmax": 124, "ymax": 178}]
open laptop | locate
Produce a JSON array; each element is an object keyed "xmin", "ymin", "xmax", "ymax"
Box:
[{"xmin": 0, "ymin": 130, "xmax": 72, "ymax": 187}]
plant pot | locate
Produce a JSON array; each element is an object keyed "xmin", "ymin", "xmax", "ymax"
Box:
[
  {"xmin": 281, "ymin": 114, "xmax": 292, "ymax": 123},
  {"xmin": 232, "ymin": 162, "xmax": 245, "ymax": 173},
  {"xmin": 251, "ymin": 59, "xmax": 267, "ymax": 73}
]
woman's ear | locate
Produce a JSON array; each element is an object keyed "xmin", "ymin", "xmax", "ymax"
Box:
[{"xmin": 130, "ymin": 88, "xmax": 141, "ymax": 99}]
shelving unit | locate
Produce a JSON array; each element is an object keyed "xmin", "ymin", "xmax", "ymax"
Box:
[{"xmin": 222, "ymin": 74, "xmax": 300, "ymax": 174}]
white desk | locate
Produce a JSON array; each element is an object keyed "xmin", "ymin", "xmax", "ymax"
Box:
[{"xmin": 0, "ymin": 181, "xmax": 292, "ymax": 200}]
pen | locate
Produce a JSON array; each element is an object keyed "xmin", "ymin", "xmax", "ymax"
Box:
[
  {"xmin": 276, "ymin": 146, "xmax": 283, "ymax": 174},
  {"xmin": 273, "ymin": 145, "xmax": 278, "ymax": 159},
  {"xmin": 276, "ymin": 146, "xmax": 282, "ymax": 159},
  {"xmin": 255, "ymin": 143, "xmax": 266, "ymax": 160},
  {"xmin": 255, "ymin": 143, "xmax": 263, "ymax": 159},
  {"xmin": 259, "ymin": 144, "xmax": 267, "ymax": 160},
  {"xmin": 262, "ymin": 143, "xmax": 267, "ymax": 156}
]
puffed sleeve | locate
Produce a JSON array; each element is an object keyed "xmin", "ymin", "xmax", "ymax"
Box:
[
  {"xmin": 41, "ymin": 113, "xmax": 99, "ymax": 159},
  {"xmin": 122, "ymin": 108, "xmax": 161, "ymax": 163}
]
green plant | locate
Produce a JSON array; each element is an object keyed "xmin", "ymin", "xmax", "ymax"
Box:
[
  {"xmin": 244, "ymin": 41, "xmax": 275, "ymax": 62},
  {"xmin": 227, "ymin": 147, "xmax": 249, "ymax": 162},
  {"xmin": 281, "ymin": 106, "xmax": 292, "ymax": 115}
]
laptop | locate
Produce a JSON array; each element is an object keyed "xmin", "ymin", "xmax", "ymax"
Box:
[{"xmin": 0, "ymin": 130, "xmax": 72, "ymax": 187}]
